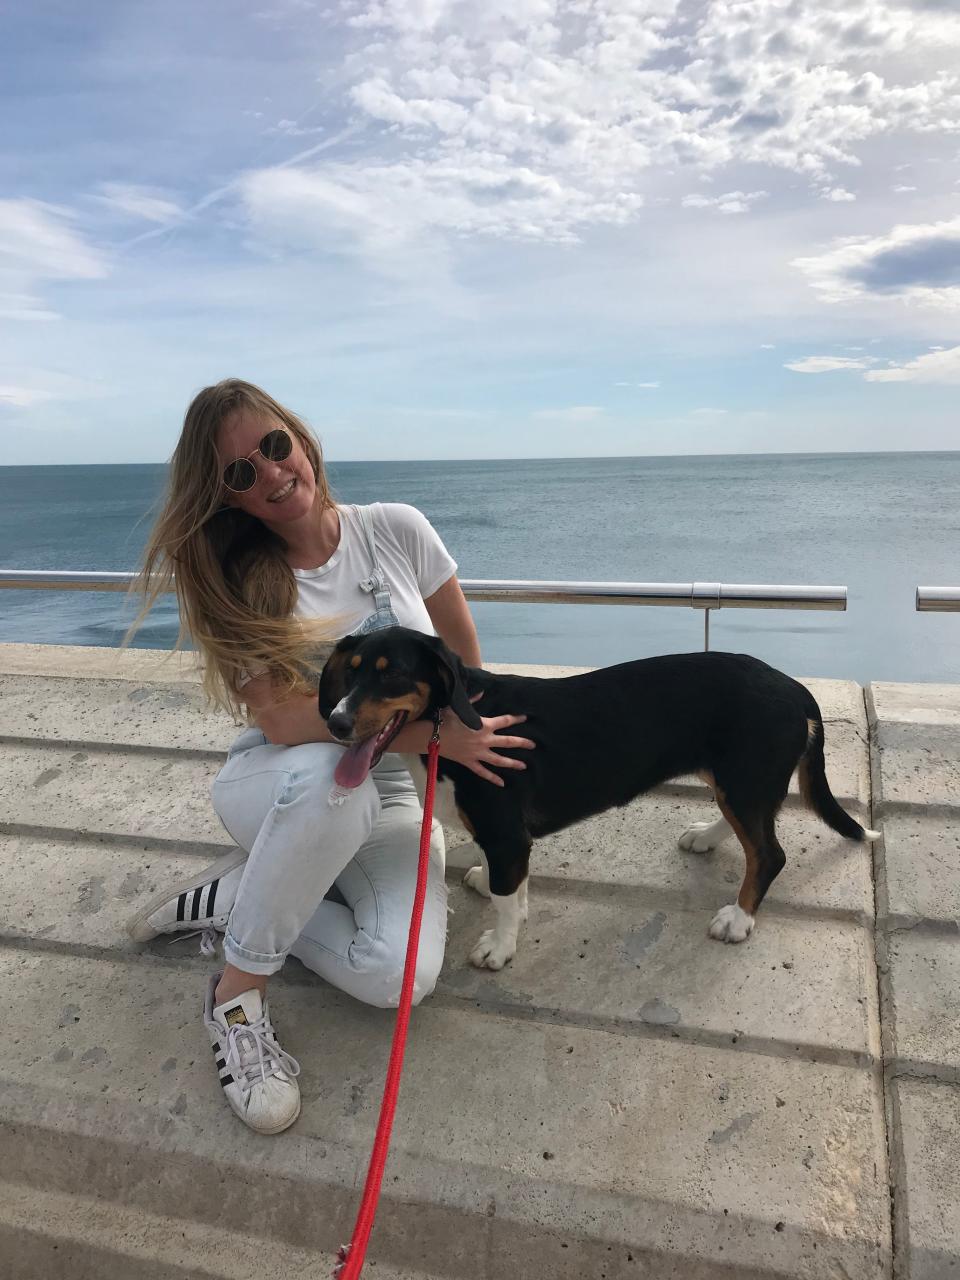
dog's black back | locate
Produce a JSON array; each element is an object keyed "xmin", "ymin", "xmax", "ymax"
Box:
[{"xmin": 442, "ymin": 651, "xmax": 813, "ymax": 838}]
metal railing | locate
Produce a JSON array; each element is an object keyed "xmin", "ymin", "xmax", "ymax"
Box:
[
  {"xmin": 459, "ymin": 580, "xmax": 846, "ymax": 649},
  {"xmin": 916, "ymin": 587, "xmax": 960, "ymax": 613},
  {"xmin": 0, "ymin": 570, "xmax": 847, "ymax": 650}
]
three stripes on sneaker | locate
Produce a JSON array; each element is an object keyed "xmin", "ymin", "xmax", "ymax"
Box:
[
  {"xmin": 177, "ymin": 878, "xmax": 221, "ymax": 923},
  {"xmin": 212, "ymin": 1041, "xmax": 235, "ymax": 1089}
]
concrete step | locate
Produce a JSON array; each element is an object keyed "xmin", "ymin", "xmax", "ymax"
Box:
[
  {"xmin": 0, "ymin": 671, "xmax": 239, "ymax": 754},
  {"xmin": 0, "ymin": 739, "xmax": 228, "ymax": 849},
  {"xmin": 868, "ymin": 682, "xmax": 960, "ymax": 1279},
  {"xmin": 0, "ymin": 741, "xmax": 874, "ymax": 916},
  {"xmin": 0, "ymin": 669, "xmax": 870, "ymax": 802},
  {"xmin": 2, "ymin": 947, "xmax": 890, "ymax": 1279},
  {"xmin": 0, "ymin": 647, "xmax": 898, "ymax": 1278},
  {"xmin": 0, "ymin": 1179, "xmax": 448, "ymax": 1280},
  {"xmin": 0, "ymin": 827, "xmax": 879, "ymax": 1064},
  {"xmin": 440, "ymin": 881, "xmax": 879, "ymax": 1066}
]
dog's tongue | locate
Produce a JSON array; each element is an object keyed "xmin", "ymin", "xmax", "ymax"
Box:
[{"xmin": 334, "ymin": 735, "xmax": 380, "ymax": 789}]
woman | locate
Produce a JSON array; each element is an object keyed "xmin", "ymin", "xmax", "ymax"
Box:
[{"xmin": 126, "ymin": 379, "xmax": 533, "ymax": 1135}]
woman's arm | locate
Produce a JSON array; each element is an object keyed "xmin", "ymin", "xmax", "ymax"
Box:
[
  {"xmin": 422, "ymin": 575, "xmax": 481, "ymax": 666},
  {"xmin": 412, "ymin": 574, "xmax": 534, "ymax": 786},
  {"xmin": 242, "ymin": 673, "xmax": 336, "ymax": 748}
]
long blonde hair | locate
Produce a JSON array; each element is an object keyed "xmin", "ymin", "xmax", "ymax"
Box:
[{"xmin": 128, "ymin": 379, "xmax": 339, "ymax": 715}]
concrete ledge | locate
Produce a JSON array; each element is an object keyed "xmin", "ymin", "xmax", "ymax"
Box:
[
  {"xmin": 0, "ymin": 672, "xmax": 241, "ymax": 752},
  {"xmin": 518, "ymin": 792, "xmax": 875, "ymax": 919},
  {"xmin": 2, "ymin": 952, "xmax": 890, "ymax": 1280},
  {"xmin": 0, "ymin": 643, "xmax": 204, "ymax": 683},
  {"xmin": 440, "ymin": 882, "xmax": 879, "ymax": 1064},
  {"xmin": 868, "ymin": 682, "xmax": 960, "ymax": 1280},
  {"xmin": 15, "ymin": 643, "xmax": 960, "ymax": 1277},
  {"xmin": 890, "ymin": 1080, "xmax": 960, "ymax": 1280},
  {"xmin": 0, "ymin": 1179, "xmax": 412, "ymax": 1280},
  {"xmin": 875, "ymin": 813, "xmax": 960, "ymax": 926},
  {"xmin": 883, "ymin": 930, "xmax": 960, "ymax": 1081}
]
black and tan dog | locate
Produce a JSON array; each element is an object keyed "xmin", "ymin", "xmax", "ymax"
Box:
[{"xmin": 319, "ymin": 626, "xmax": 878, "ymax": 970}]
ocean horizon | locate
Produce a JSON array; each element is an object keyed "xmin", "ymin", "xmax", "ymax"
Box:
[
  {"xmin": 1, "ymin": 450, "xmax": 958, "ymax": 686},
  {"xmin": 2, "ymin": 447, "xmax": 956, "ymax": 466}
]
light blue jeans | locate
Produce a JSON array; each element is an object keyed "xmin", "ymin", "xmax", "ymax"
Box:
[{"xmin": 211, "ymin": 728, "xmax": 448, "ymax": 1008}]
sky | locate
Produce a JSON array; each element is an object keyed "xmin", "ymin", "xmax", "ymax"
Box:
[{"xmin": 2, "ymin": 0, "xmax": 960, "ymax": 463}]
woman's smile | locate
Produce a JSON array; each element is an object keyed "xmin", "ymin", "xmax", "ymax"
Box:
[{"xmin": 267, "ymin": 476, "xmax": 297, "ymax": 503}]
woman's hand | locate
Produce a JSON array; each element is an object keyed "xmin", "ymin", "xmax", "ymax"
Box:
[{"xmin": 439, "ymin": 696, "xmax": 535, "ymax": 786}]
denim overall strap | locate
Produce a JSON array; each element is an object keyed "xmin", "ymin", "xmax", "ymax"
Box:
[{"xmin": 356, "ymin": 505, "xmax": 394, "ymax": 616}]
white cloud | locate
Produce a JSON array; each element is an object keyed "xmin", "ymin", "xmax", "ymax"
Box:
[
  {"xmin": 0, "ymin": 368, "xmax": 108, "ymax": 410},
  {"xmin": 691, "ymin": 406, "xmax": 729, "ymax": 416},
  {"xmin": 793, "ymin": 215, "xmax": 960, "ymax": 309},
  {"xmin": 863, "ymin": 343, "xmax": 960, "ymax": 382},
  {"xmin": 241, "ymin": 155, "xmax": 644, "ymax": 260},
  {"xmin": 760, "ymin": 342, "xmax": 775, "ymax": 348},
  {"xmin": 0, "ymin": 294, "xmax": 59, "ymax": 322},
  {"xmin": 0, "ymin": 199, "xmax": 105, "ymax": 280},
  {"xmin": 93, "ymin": 183, "xmax": 183, "ymax": 224},
  {"xmin": 0, "ymin": 198, "xmax": 107, "ymax": 324},
  {"xmin": 0, "ymin": 385, "xmax": 57, "ymax": 408},
  {"xmin": 784, "ymin": 345, "xmax": 960, "ymax": 383},
  {"xmin": 785, "ymin": 354, "xmax": 878, "ymax": 372},
  {"xmin": 264, "ymin": 118, "xmax": 327, "ymax": 138},
  {"xmin": 238, "ymin": 0, "xmax": 960, "ymax": 269},
  {"xmin": 615, "ymin": 380, "xmax": 660, "ymax": 387},
  {"xmin": 531, "ymin": 405, "xmax": 605, "ymax": 421},
  {"xmin": 681, "ymin": 190, "xmax": 768, "ymax": 214}
]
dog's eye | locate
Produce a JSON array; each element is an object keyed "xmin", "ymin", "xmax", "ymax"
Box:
[{"xmin": 379, "ymin": 677, "xmax": 410, "ymax": 697}]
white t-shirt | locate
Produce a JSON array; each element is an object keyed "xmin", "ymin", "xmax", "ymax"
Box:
[{"xmin": 293, "ymin": 502, "xmax": 456, "ymax": 657}]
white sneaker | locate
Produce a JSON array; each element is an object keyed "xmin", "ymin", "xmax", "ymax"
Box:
[
  {"xmin": 203, "ymin": 975, "xmax": 302, "ymax": 1135},
  {"xmin": 126, "ymin": 851, "xmax": 246, "ymax": 943}
]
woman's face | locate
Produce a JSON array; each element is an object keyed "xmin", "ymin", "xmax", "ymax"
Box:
[{"xmin": 215, "ymin": 407, "xmax": 318, "ymax": 523}]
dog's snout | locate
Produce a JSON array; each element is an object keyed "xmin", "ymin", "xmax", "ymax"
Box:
[{"xmin": 327, "ymin": 708, "xmax": 354, "ymax": 740}]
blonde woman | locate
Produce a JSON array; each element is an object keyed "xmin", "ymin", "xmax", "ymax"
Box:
[{"xmin": 127, "ymin": 379, "xmax": 533, "ymax": 1134}]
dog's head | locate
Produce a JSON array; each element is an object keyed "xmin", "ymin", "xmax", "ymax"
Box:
[{"xmin": 318, "ymin": 626, "xmax": 481, "ymax": 784}]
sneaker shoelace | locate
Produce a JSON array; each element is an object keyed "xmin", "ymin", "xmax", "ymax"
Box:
[
  {"xmin": 224, "ymin": 1013, "xmax": 302, "ymax": 1096},
  {"xmin": 167, "ymin": 925, "xmax": 220, "ymax": 957}
]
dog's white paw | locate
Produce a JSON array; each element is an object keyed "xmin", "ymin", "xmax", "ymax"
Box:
[
  {"xmin": 708, "ymin": 903, "xmax": 755, "ymax": 944},
  {"xmin": 469, "ymin": 929, "xmax": 515, "ymax": 970},
  {"xmin": 463, "ymin": 865, "xmax": 491, "ymax": 898},
  {"xmin": 678, "ymin": 819, "xmax": 728, "ymax": 854},
  {"xmin": 678, "ymin": 822, "xmax": 719, "ymax": 854}
]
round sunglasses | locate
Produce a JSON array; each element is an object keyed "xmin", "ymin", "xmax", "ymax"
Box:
[{"xmin": 222, "ymin": 427, "xmax": 294, "ymax": 493}]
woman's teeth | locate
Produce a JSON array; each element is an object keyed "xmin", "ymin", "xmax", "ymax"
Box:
[{"xmin": 268, "ymin": 478, "xmax": 296, "ymax": 502}]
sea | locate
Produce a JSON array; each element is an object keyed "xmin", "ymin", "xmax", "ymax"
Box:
[{"xmin": 1, "ymin": 452, "xmax": 958, "ymax": 685}]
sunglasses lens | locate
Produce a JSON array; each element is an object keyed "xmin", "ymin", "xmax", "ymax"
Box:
[
  {"xmin": 223, "ymin": 458, "xmax": 257, "ymax": 492},
  {"xmin": 260, "ymin": 429, "xmax": 293, "ymax": 462}
]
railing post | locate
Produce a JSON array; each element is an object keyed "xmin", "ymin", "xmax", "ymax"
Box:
[{"xmin": 691, "ymin": 583, "xmax": 721, "ymax": 652}]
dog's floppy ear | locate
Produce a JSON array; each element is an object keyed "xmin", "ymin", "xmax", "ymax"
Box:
[
  {"xmin": 418, "ymin": 633, "xmax": 482, "ymax": 729},
  {"xmin": 318, "ymin": 633, "xmax": 361, "ymax": 718}
]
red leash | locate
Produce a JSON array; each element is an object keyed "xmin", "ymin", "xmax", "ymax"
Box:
[{"xmin": 334, "ymin": 713, "xmax": 443, "ymax": 1279}]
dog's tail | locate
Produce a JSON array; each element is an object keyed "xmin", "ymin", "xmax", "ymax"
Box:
[{"xmin": 797, "ymin": 700, "xmax": 880, "ymax": 843}]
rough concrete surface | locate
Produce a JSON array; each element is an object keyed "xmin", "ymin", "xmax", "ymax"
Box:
[
  {"xmin": 869, "ymin": 683, "xmax": 960, "ymax": 1279},
  {"xmin": 0, "ymin": 644, "xmax": 955, "ymax": 1277}
]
